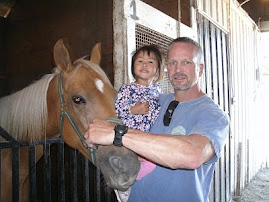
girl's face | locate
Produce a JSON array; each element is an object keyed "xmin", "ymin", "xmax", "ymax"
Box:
[{"xmin": 133, "ymin": 51, "xmax": 159, "ymax": 86}]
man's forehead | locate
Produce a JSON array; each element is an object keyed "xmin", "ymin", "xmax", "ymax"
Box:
[{"xmin": 168, "ymin": 43, "xmax": 197, "ymax": 57}]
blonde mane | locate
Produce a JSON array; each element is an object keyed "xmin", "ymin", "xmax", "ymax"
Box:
[{"xmin": 0, "ymin": 73, "xmax": 56, "ymax": 141}]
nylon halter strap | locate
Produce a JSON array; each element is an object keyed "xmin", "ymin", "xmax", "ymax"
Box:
[{"xmin": 58, "ymin": 72, "xmax": 96, "ymax": 165}]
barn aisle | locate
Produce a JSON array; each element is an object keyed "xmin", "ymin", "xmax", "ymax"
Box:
[
  {"xmin": 231, "ymin": 45, "xmax": 269, "ymax": 201},
  {"xmin": 231, "ymin": 168, "xmax": 269, "ymax": 202}
]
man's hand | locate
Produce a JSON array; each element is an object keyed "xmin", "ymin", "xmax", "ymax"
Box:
[
  {"xmin": 84, "ymin": 119, "xmax": 115, "ymax": 148},
  {"xmin": 130, "ymin": 101, "xmax": 149, "ymax": 115}
]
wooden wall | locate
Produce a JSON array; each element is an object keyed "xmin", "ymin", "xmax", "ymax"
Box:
[
  {"xmin": 0, "ymin": 0, "xmax": 188, "ymax": 96},
  {"xmin": 0, "ymin": 0, "xmax": 113, "ymax": 96},
  {"xmin": 141, "ymin": 0, "xmax": 191, "ymax": 26},
  {"xmin": 238, "ymin": 0, "xmax": 269, "ymax": 22},
  {"xmin": 0, "ymin": 17, "xmax": 8, "ymax": 96}
]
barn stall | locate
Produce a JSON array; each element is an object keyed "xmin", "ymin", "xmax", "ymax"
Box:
[
  {"xmin": 0, "ymin": 0, "xmax": 268, "ymax": 201},
  {"xmin": 0, "ymin": 1, "xmax": 117, "ymax": 201}
]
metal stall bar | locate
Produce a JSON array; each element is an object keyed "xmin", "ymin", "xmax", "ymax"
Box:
[
  {"xmin": 57, "ymin": 141, "xmax": 65, "ymax": 202},
  {"xmin": 44, "ymin": 143, "xmax": 51, "ymax": 202},
  {"xmin": 12, "ymin": 145, "xmax": 20, "ymax": 202},
  {"xmin": 83, "ymin": 158, "xmax": 90, "ymax": 201},
  {"xmin": 29, "ymin": 144, "xmax": 37, "ymax": 202},
  {"xmin": 0, "ymin": 128, "xmax": 113, "ymax": 201},
  {"xmin": 71, "ymin": 148, "xmax": 78, "ymax": 201}
]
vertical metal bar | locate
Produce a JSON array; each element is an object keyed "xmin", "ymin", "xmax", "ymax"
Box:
[
  {"xmin": 71, "ymin": 148, "xmax": 78, "ymax": 202},
  {"xmin": 210, "ymin": 22, "xmax": 218, "ymax": 103},
  {"xmin": 83, "ymin": 158, "xmax": 90, "ymax": 202},
  {"xmin": 29, "ymin": 144, "xmax": 36, "ymax": 202},
  {"xmin": 0, "ymin": 149, "xmax": 1, "ymax": 199},
  {"xmin": 96, "ymin": 168, "xmax": 101, "ymax": 202},
  {"xmin": 216, "ymin": 28, "xmax": 224, "ymax": 109},
  {"xmin": 58, "ymin": 141, "xmax": 65, "ymax": 202},
  {"xmin": 44, "ymin": 144, "xmax": 51, "ymax": 202},
  {"xmin": 12, "ymin": 146, "xmax": 20, "ymax": 202},
  {"xmin": 105, "ymin": 187, "xmax": 113, "ymax": 202}
]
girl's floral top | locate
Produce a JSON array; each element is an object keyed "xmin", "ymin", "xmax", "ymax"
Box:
[{"xmin": 115, "ymin": 82, "xmax": 161, "ymax": 132}]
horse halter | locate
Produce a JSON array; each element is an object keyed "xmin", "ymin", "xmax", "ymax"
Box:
[{"xmin": 58, "ymin": 72, "xmax": 96, "ymax": 165}]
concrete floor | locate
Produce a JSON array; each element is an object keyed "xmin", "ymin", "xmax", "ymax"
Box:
[{"xmin": 231, "ymin": 168, "xmax": 269, "ymax": 202}]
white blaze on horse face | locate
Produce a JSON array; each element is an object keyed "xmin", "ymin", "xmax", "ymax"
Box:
[{"xmin": 95, "ymin": 79, "xmax": 104, "ymax": 93}]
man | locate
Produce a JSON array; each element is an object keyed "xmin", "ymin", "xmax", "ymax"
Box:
[{"xmin": 84, "ymin": 37, "xmax": 229, "ymax": 202}]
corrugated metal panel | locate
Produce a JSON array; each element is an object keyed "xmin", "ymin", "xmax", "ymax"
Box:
[
  {"xmin": 229, "ymin": 0, "xmax": 264, "ymax": 199},
  {"xmin": 198, "ymin": 0, "xmax": 266, "ymax": 200},
  {"xmin": 197, "ymin": 0, "xmax": 229, "ymax": 32},
  {"xmin": 197, "ymin": 13, "xmax": 231, "ymax": 202}
]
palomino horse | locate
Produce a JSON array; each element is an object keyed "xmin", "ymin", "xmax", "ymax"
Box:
[{"xmin": 0, "ymin": 39, "xmax": 140, "ymax": 201}]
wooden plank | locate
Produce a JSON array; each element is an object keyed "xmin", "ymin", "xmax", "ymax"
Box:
[
  {"xmin": 221, "ymin": 32, "xmax": 231, "ymax": 201},
  {"xmin": 211, "ymin": 0, "xmax": 217, "ymax": 23},
  {"xmin": 216, "ymin": 28, "xmax": 226, "ymax": 202},
  {"xmin": 217, "ymin": 0, "xmax": 223, "ymax": 28},
  {"xmin": 198, "ymin": 13, "xmax": 206, "ymax": 92},
  {"xmin": 204, "ymin": 18, "xmax": 212, "ymax": 97},
  {"xmin": 223, "ymin": 0, "xmax": 228, "ymax": 29},
  {"xmin": 229, "ymin": 9, "xmax": 237, "ymax": 196},
  {"xmin": 214, "ymin": 160, "xmax": 220, "ymax": 202}
]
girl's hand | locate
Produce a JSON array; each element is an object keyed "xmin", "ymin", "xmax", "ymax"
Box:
[{"xmin": 130, "ymin": 101, "xmax": 149, "ymax": 115}]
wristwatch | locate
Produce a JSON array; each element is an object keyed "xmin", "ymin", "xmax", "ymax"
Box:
[{"xmin": 113, "ymin": 124, "xmax": 128, "ymax": 147}]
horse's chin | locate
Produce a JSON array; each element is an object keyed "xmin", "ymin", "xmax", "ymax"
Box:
[
  {"xmin": 95, "ymin": 145, "xmax": 140, "ymax": 191},
  {"xmin": 103, "ymin": 173, "xmax": 137, "ymax": 191}
]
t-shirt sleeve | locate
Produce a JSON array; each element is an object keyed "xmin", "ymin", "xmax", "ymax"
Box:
[{"xmin": 189, "ymin": 108, "xmax": 230, "ymax": 163}]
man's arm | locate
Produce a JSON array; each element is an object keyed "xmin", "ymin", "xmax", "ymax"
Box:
[
  {"xmin": 84, "ymin": 119, "xmax": 215, "ymax": 169},
  {"xmin": 122, "ymin": 129, "xmax": 215, "ymax": 169}
]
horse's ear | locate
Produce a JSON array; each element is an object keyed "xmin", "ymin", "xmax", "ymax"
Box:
[
  {"xmin": 90, "ymin": 42, "xmax": 101, "ymax": 65},
  {"xmin": 54, "ymin": 39, "xmax": 73, "ymax": 72}
]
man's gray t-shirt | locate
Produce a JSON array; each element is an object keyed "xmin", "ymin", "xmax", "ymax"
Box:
[{"xmin": 128, "ymin": 94, "xmax": 229, "ymax": 202}]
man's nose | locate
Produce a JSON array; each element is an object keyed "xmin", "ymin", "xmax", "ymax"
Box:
[{"xmin": 175, "ymin": 63, "xmax": 183, "ymax": 72}]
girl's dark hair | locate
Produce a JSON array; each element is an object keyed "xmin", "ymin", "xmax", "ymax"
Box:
[{"xmin": 131, "ymin": 45, "xmax": 164, "ymax": 83}]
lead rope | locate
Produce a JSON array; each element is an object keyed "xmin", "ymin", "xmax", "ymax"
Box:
[{"xmin": 58, "ymin": 72, "xmax": 96, "ymax": 165}]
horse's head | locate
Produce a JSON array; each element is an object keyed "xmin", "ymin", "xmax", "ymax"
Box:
[{"xmin": 48, "ymin": 39, "xmax": 139, "ymax": 191}]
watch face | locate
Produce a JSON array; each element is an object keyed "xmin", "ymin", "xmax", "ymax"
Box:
[{"xmin": 115, "ymin": 124, "xmax": 128, "ymax": 134}]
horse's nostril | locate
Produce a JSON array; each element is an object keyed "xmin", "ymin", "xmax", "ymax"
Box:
[{"xmin": 109, "ymin": 156, "xmax": 126, "ymax": 174}]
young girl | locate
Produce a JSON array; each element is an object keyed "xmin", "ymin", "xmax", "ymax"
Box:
[{"xmin": 115, "ymin": 44, "xmax": 164, "ymax": 202}]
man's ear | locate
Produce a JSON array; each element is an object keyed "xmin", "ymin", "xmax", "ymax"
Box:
[{"xmin": 199, "ymin": 64, "xmax": 204, "ymax": 77}]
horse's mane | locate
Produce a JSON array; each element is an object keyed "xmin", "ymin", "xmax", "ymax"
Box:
[
  {"xmin": 0, "ymin": 73, "xmax": 56, "ymax": 141},
  {"xmin": 0, "ymin": 58, "xmax": 112, "ymax": 142}
]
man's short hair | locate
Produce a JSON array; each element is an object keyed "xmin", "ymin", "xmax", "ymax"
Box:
[{"xmin": 168, "ymin": 37, "xmax": 204, "ymax": 65}]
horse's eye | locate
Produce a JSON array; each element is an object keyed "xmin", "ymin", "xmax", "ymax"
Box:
[{"xmin": 72, "ymin": 96, "xmax": 86, "ymax": 104}]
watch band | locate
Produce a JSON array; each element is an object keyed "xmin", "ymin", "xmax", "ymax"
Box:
[
  {"xmin": 113, "ymin": 132, "xmax": 124, "ymax": 147},
  {"xmin": 113, "ymin": 124, "xmax": 128, "ymax": 147}
]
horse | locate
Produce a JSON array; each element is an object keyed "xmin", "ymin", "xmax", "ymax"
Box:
[{"xmin": 0, "ymin": 39, "xmax": 140, "ymax": 201}]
